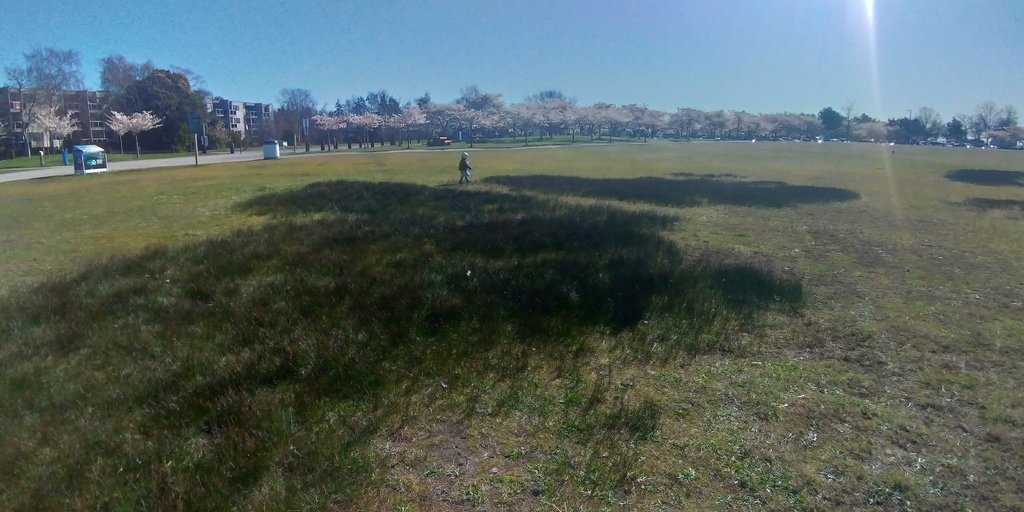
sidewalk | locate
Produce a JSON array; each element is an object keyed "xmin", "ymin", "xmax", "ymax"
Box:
[{"xmin": 0, "ymin": 150, "xmax": 271, "ymax": 184}]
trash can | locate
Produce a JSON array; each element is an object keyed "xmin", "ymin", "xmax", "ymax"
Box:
[
  {"xmin": 72, "ymin": 145, "xmax": 108, "ymax": 175},
  {"xmin": 262, "ymin": 139, "xmax": 280, "ymax": 160}
]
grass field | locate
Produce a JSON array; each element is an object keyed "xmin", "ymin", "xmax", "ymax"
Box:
[
  {"xmin": 0, "ymin": 142, "xmax": 1022, "ymax": 510},
  {"xmin": 0, "ymin": 135, "xmax": 595, "ymax": 174}
]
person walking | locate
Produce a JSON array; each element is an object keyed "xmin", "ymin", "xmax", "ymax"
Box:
[{"xmin": 458, "ymin": 152, "xmax": 472, "ymax": 184}]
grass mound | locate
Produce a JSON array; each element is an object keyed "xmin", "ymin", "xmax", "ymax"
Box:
[{"xmin": 0, "ymin": 181, "xmax": 802, "ymax": 509}]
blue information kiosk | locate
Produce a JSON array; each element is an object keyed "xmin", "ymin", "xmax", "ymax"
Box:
[{"xmin": 73, "ymin": 145, "xmax": 108, "ymax": 175}]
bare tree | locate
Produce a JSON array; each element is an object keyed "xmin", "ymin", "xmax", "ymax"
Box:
[
  {"xmin": 916, "ymin": 107, "xmax": 943, "ymax": 138},
  {"xmin": 5, "ymin": 48, "xmax": 83, "ymax": 156},
  {"xmin": 996, "ymin": 105, "xmax": 1018, "ymax": 129},
  {"xmin": 277, "ymin": 88, "xmax": 317, "ymax": 140},
  {"xmin": 975, "ymin": 101, "xmax": 998, "ymax": 134},
  {"xmin": 25, "ymin": 47, "xmax": 84, "ymax": 106},
  {"xmin": 4, "ymin": 66, "xmax": 34, "ymax": 156},
  {"xmin": 458, "ymin": 85, "xmax": 481, "ymax": 103},
  {"xmin": 842, "ymin": 101, "xmax": 855, "ymax": 140},
  {"xmin": 525, "ymin": 89, "xmax": 574, "ymax": 104}
]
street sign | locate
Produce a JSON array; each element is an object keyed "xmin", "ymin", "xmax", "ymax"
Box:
[{"xmin": 187, "ymin": 114, "xmax": 202, "ymax": 134}]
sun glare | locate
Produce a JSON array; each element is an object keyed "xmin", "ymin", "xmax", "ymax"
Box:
[{"xmin": 862, "ymin": 0, "xmax": 906, "ymax": 229}]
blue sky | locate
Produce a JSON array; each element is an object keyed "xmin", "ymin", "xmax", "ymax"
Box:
[{"xmin": 2, "ymin": 0, "xmax": 1022, "ymax": 120}]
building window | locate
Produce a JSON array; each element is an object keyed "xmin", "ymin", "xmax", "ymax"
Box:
[
  {"xmin": 215, "ymin": 109, "xmax": 224, "ymax": 116},
  {"xmin": 230, "ymin": 123, "xmax": 238, "ymax": 129},
  {"xmin": 229, "ymin": 110, "xmax": 237, "ymax": 115},
  {"xmin": 90, "ymin": 121, "xmax": 103, "ymax": 129},
  {"xmin": 88, "ymin": 102, "xmax": 100, "ymax": 110},
  {"xmin": 15, "ymin": 121, "xmax": 23, "ymax": 129},
  {"xmin": 9, "ymin": 101, "xmax": 20, "ymax": 110}
]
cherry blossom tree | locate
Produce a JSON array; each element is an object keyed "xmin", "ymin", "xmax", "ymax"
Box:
[
  {"xmin": 623, "ymin": 104, "xmax": 665, "ymax": 141},
  {"xmin": 727, "ymin": 110, "xmax": 759, "ymax": 139},
  {"xmin": 32, "ymin": 106, "xmax": 80, "ymax": 151},
  {"xmin": 107, "ymin": 110, "xmax": 163, "ymax": 158},
  {"xmin": 381, "ymin": 113, "xmax": 403, "ymax": 146},
  {"xmin": 311, "ymin": 113, "xmax": 347, "ymax": 150},
  {"xmin": 398, "ymin": 103, "xmax": 426, "ymax": 148},
  {"xmin": 703, "ymin": 110, "xmax": 729, "ymax": 139},
  {"xmin": 496, "ymin": 107, "xmax": 520, "ymax": 143},
  {"xmin": 455, "ymin": 108, "xmax": 489, "ymax": 147},
  {"xmin": 670, "ymin": 108, "xmax": 703, "ymax": 139},
  {"xmin": 852, "ymin": 121, "xmax": 887, "ymax": 142},
  {"xmin": 456, "ymin": 92, "xmax": 505, "ymax": 146},
  {"xmin": 587, "ymin": 103, "xmax": 629, "ymax": 142},
  {"xmin": 349, "ymin": 113, "xmax": 383, "ymax": 147},
  {"xmin": 105, "ymin": 111, "xmax": 130, "ymax": 154},
  {"xmin": 424, "ymin": 102, "xmax": 463, "ymax": 139},
  {"xmin": 508, "ymin": 103, "xmax": 544, "ymax": 145},
  {"xmin": 536, "ymin": 98, "xmax": 573, "ymax": 140}
]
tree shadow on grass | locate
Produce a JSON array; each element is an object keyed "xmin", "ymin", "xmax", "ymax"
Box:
[
  {"xmin": 945, "ymin": 169, "xmax": 1024, "ymax": 187},
  {"xmin": 0, "ymin": 181, "xmax": 804, "ymax": 509},
  {"xmin": 959, "ymin": 198, "xmax": 1024, "ymax": 211},
  {"xmin": 483, "ymin": 174, "xmax": 860, "ymax": 208}
]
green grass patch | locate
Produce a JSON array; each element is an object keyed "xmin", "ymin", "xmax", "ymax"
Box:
[
  {"xmin": 1, "ymin": 142, "xmax": 1023, "ymax": 509},
  {"xmin": 0, "ymin": 179, "xmax": 802, "ymax": 509}
]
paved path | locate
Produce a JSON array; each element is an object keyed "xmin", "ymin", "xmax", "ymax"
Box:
[{"xmin": 0, "ymin": 150, "xmax": 270, "ymax": 184}]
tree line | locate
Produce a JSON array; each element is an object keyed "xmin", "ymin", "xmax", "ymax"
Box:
[
  {"xmin": 4, "ymin": 46, "xmax": 1022, "ymax": 158},
  {"xmin": 281, "ymin": 88, "xmax": 1022, "ymax": 150}
]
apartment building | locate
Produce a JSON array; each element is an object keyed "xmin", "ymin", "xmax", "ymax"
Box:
[
  {"xmin": 0, "ymin": 87, "xmax": 108, "ymax": 154},
  {"xmin": 209, "ymin": 97, "xmax": 275, "ymax": 142}
]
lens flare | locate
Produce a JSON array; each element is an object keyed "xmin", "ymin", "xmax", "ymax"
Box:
[{"xmin": 863, "ymin": 0, "xmax": 906, "ymax": 229}]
